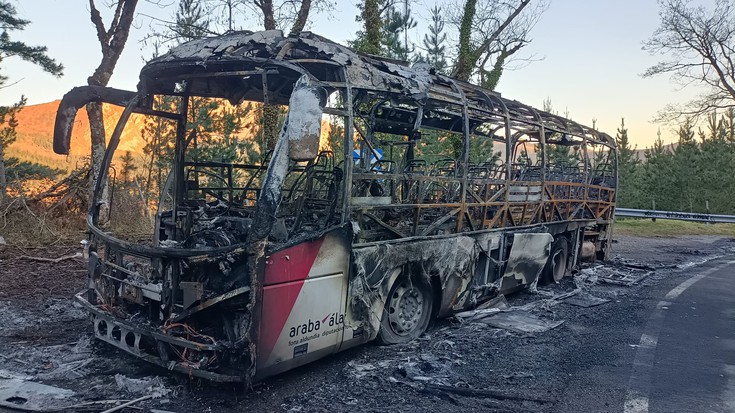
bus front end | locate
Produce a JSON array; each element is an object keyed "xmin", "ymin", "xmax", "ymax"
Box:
[{"xmin": 53, "ymin": 32, "xmax": 339, "ymax": 382}]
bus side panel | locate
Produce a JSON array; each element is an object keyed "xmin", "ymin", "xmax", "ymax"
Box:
[
  {"xmin": 500, "ymin": 233, "xmax": 552, "ymax": 293},
  {"xmin": 255, "ymin": 229, "xmax": 350, "ymax": 379},
  {"xmin": 348, "ymin": 236, "xmax": 478, "ymax": 340}
]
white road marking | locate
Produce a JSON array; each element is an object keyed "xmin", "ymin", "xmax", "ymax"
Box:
[
  {"xmin": 623, "ymin": 261, "xmax": 732, "ymax": 413},
  {"xmin": 722, "ymin": 364, "xmax": 735, "ymax": 412},
  {"xmin": 638, "ymin": 334, "xmax": 657, "ymax": 349},
  {"xmin": 624, "ymin": 393, "xmax": 649, "ymax": 413}
]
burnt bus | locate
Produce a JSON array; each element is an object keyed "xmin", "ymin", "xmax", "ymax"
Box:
[{"xmin": 53, "ymin": 30, "xmax": 617, "ymax": 383}]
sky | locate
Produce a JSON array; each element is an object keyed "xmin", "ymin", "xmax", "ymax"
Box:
[{"xmin": 1, "ymin": 0, "xmax": 705, "ymax": 148}]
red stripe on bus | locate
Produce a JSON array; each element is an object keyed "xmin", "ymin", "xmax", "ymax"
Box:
[
  {"xmin": 258, "ymin": 238, "xmax": 324, "ymax": 364},
  {"xmin": 263, "ymin": 238, "xmax": 325, "ymax": 285}
]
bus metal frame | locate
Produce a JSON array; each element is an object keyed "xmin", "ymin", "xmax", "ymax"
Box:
[{"xmin": 52, "ymin": 30, "xmax": 617, "ymax": 384}]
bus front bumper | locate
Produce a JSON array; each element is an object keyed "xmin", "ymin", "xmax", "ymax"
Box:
[{"xmin": 74, "ymin": 291, "xmax": 247, "ymax": 382}]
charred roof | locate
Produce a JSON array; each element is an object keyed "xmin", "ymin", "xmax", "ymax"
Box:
[{"xmin": 139, "ymin": 30, "xmax": 614, "ymax": 147}]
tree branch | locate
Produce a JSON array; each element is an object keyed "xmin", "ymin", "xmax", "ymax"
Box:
[
  {"xmin": 644, "ymin": 0, "xmax": 735, "ymax": 119},
  {"xmin": 108, "ymin": 0, "xmax": 139, "ymax": 55},
  {"xmin": 107, "ymin": 0, "xmax": 125, "ymax": 41},
  {"xmin": 474, "ymin": 0, "xmax": 530, "ymax": 60},
  {"xmin": 260, "ymin": 0, "xmax": 276, "ymax": 30},
  {"xmin": 89, "ymin": 0, "xmax": 110, "ymax": 48},
  {"xmin": 289, "ymin": 0, "xmax": 312, "ymax": 35}
]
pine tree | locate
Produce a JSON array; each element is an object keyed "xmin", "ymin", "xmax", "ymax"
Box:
[
  {"xmin": 174, "ymin": 0, "xmax": 210, "ymax": 41},
  {"xmin": 415, "ymin": 130, "xmax": 451, "ymax": 165},
  {"xmin": 614, "ymin": 118, "xmax": 640, "ymax": 207},
  {"xmin": 140, "ymin": 95, "xmax": 178, "ymax": 207},
  {"xmin": 169, "ymin": 0, "xmax": 258, "ymax": 168},
  {"xmin": 542, "ymin": 98, "xmax": 578, "ymax": 169},
  {"xmin": 120, "ymin": 151, "xmax": 137, "ymax": 183},
  {"xmin": 325, "ymin": 118, "xmax": 345, "ymax": 165},
  {"xmin": 4, "ymin": 157, "xmax": 62, "ymax": 181},
  {"xmin": 382, "ymin": 4, "xmax": 416, "ymax": 60},
  {"xmin": 418, "ymin": 5, "xmax": 447, "ymax": 73},
  {"xmin": 191, "ymin": 101, "xmax": 257, "ymax": 166},
  {"xmin": 697, "ymin": 110, "xmax": 735, "ymax": 213},
  {"xmin": 517, "ymin": 146, "xmax": 532, "ymax": 166},
  {"xmin": 673, "ymin": 118, "xmax": 700, "ymax": 212},
  {"xmin": 642, "ymin": 129, "xmax": 674, "ymax": 211},
  {"xmin": 0, "ymin": 97, "xmax": 25, "ymax": 178},
  {"xmin": 0, "ymin": 1, "xmax": 63, "ymax": 201},
  {"xmin": 469, "ymin": 136, "xmax": 498, "ymax": 165}
]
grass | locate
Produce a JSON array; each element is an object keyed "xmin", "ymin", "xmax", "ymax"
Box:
[{"xmin": 615, "ymin": 218, "xmax": 735, "ymax": 237}]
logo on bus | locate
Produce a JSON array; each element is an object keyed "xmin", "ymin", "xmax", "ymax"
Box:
[{"xmin": 288, "ymin": 312, "xmax": 344, "ymax": 337}]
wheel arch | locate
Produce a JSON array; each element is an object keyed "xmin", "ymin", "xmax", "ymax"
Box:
[{"xmin": 364, "ymin": 266, "xmax": 403, "ymax": 341}]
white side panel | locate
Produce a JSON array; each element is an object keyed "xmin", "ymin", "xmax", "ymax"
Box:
[{"xmin": 264, "ymin": 273, "xmax": 345, "ymax": 367}]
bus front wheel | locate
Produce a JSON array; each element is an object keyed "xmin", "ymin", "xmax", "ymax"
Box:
[{"xmin": 378, "ymin": 274, "xmax": 433, "ymax": 345}]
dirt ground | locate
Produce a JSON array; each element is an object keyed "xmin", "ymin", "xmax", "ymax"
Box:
[{"xmin": 1, "ymin": 234, "xmax": 734, "ymax": 412}]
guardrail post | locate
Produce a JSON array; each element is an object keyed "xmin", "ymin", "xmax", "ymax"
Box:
[{"xmin": 651, "ymin": 199, "xmax": 656, "ymax": 222}]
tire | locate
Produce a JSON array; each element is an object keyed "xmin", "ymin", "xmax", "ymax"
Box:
[
  {"xmin": 377, "ymin": 273, "xmax": 433, "ymax": 345},
  {"xmin": 543, "ymin": 237, "xmax": 569, "ymax": 283}
]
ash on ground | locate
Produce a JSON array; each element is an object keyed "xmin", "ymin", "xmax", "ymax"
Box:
[{"xmin": 0, "ymin": 235, "xmax": 733, "ymax": 412}]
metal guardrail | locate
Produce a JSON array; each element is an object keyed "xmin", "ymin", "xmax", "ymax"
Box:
[{"xmin": 615, "ymin": 208, "xmax": 735, "ymax": 224}]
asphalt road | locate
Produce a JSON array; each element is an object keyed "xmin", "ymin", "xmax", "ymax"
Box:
[
  {"xmin": 556, "ymin": 256, "xmax": 735, "ymax": 413},
  {"xmin": 626, "ymin": 258, "xmax": 735, "ymax": 413}
]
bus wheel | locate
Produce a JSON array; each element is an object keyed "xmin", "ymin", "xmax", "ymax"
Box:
[
  {"xmin": 543, "ymin": 237, "xmax": 569, "ymax": 283},
  {"xmin": 378, "ymin": 275, "xmax": 433, "ymax": 345}
]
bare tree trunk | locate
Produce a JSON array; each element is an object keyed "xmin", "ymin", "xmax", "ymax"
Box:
[
  {"xmin": 259, "ymin": 0, "xmax": 279, "ymax": 151},
  {"xmin": 261, "ymin": 0, "xmax": 276, "ymax": 30},
  {"xmin": 262, "ymin": 105, "xmax": 280, "ymax": 151},
  {"xmin": 0, "ymin": 140, "xmax": 7, "ymax": 203},
  {"xmin": 252, "ymin": 0, "xmax": 315, "ymax": 151},
  {"xmin": 290, "ymin": 0, "xmax": 312, "ymax": 35},
  {"xmin": 86, "ymin": 0, "xmax": 139, "ymax": 226},
  {"xmin": 87, "ymin": 102, "xmax": 110, "ymax": 221}
]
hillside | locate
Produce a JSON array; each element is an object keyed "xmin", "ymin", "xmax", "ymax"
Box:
[
  {"xmin": 632, "ymin": 142, "xmax": 678, "ymax": 160},
  {"xmin": 8, "ymin": 100, "xmax": 148, "ymax": 173}
]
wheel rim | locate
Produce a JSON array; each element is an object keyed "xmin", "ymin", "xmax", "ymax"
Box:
[
  {"xmin": 552, "ymin": 249, "xmax": 566, "ymax": 282},
  {"xmin": 387, "ymin": 282, "xmax": 425, "ymax": 336}
]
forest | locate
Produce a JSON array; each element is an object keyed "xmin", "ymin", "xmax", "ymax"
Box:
[
  {"xmin": 0, "ymin": 0, "xmax": 734, "ymax": 245},
  {"xmin": 614, "ymin": 110, "xmax": 735, "ymax": 215}
]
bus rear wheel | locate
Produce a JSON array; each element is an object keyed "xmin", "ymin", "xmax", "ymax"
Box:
[
  {"xmin": 378, "ymin": 274, "xmax": 433, "ymax": 345},
  {"xmin": 543, "ymin": 237, "xmax": 569, "ymax": 283}
]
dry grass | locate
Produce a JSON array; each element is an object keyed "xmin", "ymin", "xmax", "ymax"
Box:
[
  {"xmin": 108, "ymin": 190, "xmax": 156, "ymax": 241},
  {"xmin": 615, "ymin": 218, "xmax": 735, "ymax": 238},
  {"xmin": 1, "ymin": 172, "xmax": 89, "ymax": 247},
  {"xmin": 1, "ymin": 196, "xmax": 152, "ymax": 248},
  {"xmin": 1, "ymin": 200, "xmax": 87, "ymax": 246}
]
